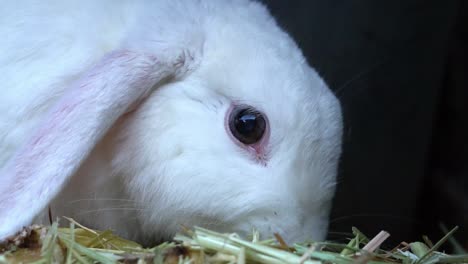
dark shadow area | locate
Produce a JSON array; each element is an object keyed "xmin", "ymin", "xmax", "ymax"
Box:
[{"xmin": 260, "ymin": 0, "xmax": 467, "ymax": 251}]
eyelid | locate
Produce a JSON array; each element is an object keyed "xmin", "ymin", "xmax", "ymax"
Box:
[{"xmin": 240, "ymin": 106, "xmax": 262, "ymax": 116}]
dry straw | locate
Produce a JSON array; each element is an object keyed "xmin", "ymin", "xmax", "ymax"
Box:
[{"xmin": 0, "ymin": 218, "xmax": 466, "ymax": 264}]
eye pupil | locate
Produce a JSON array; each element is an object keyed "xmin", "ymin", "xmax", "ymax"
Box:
[
  {"xmin": 236, "ymin": 113, "xmax": 257, "ymax": 134},
  {"xmin": 229, "ymin": 107, "xmax": 266, "ymax": 145}
]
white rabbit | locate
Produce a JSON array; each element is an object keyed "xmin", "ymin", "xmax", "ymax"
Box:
[{"xmin": 0, "ymin": 0, "xmax": 342, "ymax": 244}]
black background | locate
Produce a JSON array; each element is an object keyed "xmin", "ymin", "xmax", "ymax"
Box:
[{"xmin": 260, "ymin": 0, "xmax": 468, "ymax": 251}]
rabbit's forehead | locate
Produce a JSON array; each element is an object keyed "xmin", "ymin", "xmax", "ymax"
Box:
[
  {"xmin": 197, "ymin": 41, "xmax": 325, "ymax": 123},
  {"xmin": 197, "ymin": 18, "xmax": 323, "ymax": 112}
]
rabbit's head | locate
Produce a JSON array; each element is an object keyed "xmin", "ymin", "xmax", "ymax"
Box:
[{"xmin": 111, "ymin": 3, "xmax": 343, "ymax": 243}]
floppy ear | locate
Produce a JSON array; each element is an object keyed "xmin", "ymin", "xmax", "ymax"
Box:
[{"xmin": 0, "ymin": 49, "xmax": 195, "ymax": 240}]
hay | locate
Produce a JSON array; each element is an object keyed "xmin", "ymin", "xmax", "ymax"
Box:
[{"xmin": 0, "ymin": 218, "xmax": 466, "ymax": 264}]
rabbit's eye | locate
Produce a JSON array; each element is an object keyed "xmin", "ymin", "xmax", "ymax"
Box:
[{"xmin": 229, "ymin": 106, "xmax": 266, "ymax": 145}]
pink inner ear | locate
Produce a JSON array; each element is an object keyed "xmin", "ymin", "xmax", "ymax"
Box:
[
  {"xmin": 30, "ymin": 102, "xmax": 76, "ymax": 149},
  {"xmin": 0, "ymin": 50, "xmax": 185, "ymax": 240}
]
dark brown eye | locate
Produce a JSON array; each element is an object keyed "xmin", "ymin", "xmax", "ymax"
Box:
[{"xmin": 229, "ymin": 106, "xmax": 266, "ymax": 145}]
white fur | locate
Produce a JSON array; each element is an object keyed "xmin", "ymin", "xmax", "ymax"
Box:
[{"xmin": 0, "ymin": 0, "xmax": 342, "ymax": 243}]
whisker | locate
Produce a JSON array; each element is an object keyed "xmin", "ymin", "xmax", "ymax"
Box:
[
  {"xmin": 330, "ymin": 213, "xmax": 419, "ymax": 224},
  {"xmin": 332, "ymin": 19, "xmax": 448, "ymax": 98},
  {"xmin": 334, "ymin": 58, "xmax": 390, "ymax": 97},
  {"xmin": 67, "ymin": 198, "xmax": 138, "ymax": 204},
  {"xmin": 327, "ymin": 231, "xmax": 354, "ymax": 237},
  {"xmin": 76, "ymin": 207, "xmax": 148, "ymax": 216}
]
